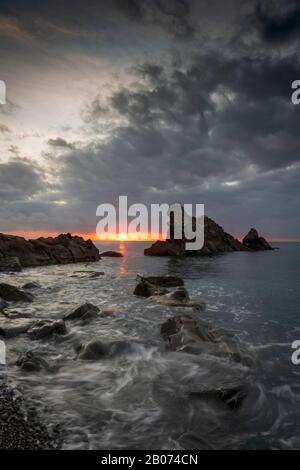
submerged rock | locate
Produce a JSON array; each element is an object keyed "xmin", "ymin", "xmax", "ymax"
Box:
[
  {"xmin": 242, "ymin": 228, "xmax": 273, "ymax": 251},
  {"xmin": 161, "ymin": 315, "xmax": 251, "ymax": 364},
  {"xmin": 0, "ymin": 283, "xmax": 34, "ymax": 302},
  {"xmin": 27, "ymin": 319, "xmax": 67, "ymax": 340},
  {"xmin": 22, "ymin": 281, "xmax": 41, "ymax": 290},
  {"xmin": 0, "ymin": 256, "xmax": 22, "ymax": 272},
  {"xmin": 75, "ymin": 339, "xmax": 143, "ymax": 360},
  {"xmin": 0, "ymin": 232, "xmax": 100, "ymax": 268},
  {"xmin": 0, "ymin": 318, "xmax": 34, "ymax": 338},
  {"xmin": 64, "ymin": 302, "xmax": 100, "ymax": 321},
  {"xmin": 16, "ymin": 350, "xmax": 51, "ymax": 372},
  {"xmin": 100, "ymin": 251, "xmax": 123, "ymax": 257}
]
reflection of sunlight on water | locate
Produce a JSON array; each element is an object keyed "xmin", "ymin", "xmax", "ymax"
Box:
[{"xmin": 118, "ymin": 242, "xmax": 127, "ymax": 277}]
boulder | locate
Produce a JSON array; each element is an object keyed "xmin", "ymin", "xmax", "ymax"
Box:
[
  {"xmin": 22, "ymin": 281, "xmax": 41, "ymax": 290},
  {"xmin": 64, "ymin": 302, "xmax": 100, "ymax": 321},
  {"xmin": 242, "ymin": 228, "xmax": 273, "ymax": 251},
  {"xmin": 0, "ymin": 232, "xmax": 100, "ymax": 268},
  {"xmin": 0, "ymin": 318, "xmax": 34, "ymax": 338},
  {"xmin": 0, "ymin": 256, "xmax": 22, "ymax": 272},
  {"xmin": 0, "ymin": 283, "xmax": 34, "ymax": 302},
  {"xmin": 27, "ymin": 319, "xmax": 67, "ymax": 340},
  {"xmin": 100, "ymin": 251, "xmax": 123, "ymax": 257},
  {"xmin": 144, "ymin": 240, "xmax": 185, "ymax": 256}
]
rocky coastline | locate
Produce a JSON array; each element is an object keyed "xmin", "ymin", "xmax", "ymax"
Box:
[{"xmin": 0, "ymin": 233, "xmax": 100, "ymax": 271}]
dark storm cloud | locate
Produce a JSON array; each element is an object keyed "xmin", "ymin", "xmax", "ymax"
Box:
[
  {"xmin": 254, "ymin": 0, "xmax": 300, "ymax": 43},
  {"xmin": 0, "ymin": 159, "xmax": 45, "ymax": 199}
]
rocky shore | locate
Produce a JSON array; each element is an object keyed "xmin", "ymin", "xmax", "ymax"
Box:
[{"xmin": 0, "ymin": 233, "xmax": 100, "ymax": 270}]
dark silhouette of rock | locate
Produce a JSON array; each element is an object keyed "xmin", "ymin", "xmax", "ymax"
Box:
[
  {"xmin": 64, "ymin": 302, "xmax": 100, "ymax": 321},
  {"xmin": 189, "ymin": 385, "xmax": 247, "ymax": 410},
  {"xmin": 27, "ymin": 319, "xmax": 67, "ymax": 340},
  {"xmin": 242, "ymin": 228, "xmax": 273, "ymax": 251},
  {"xmin": 0, "ymin": 233, "xmax": 100, "ymax": 268},
  {"xmin": 100, "ymin": 251, "xmax": 123, "ymax": 257},
  {"xmin": 145, "ymin": 213, "xmax": 273, "ymax": 256},
  {"xmin": 0, "ymin": 256, "xmax": 22, "ymax": 272},
  {"xmin": 145, "ymin": 214, "xmax": 243, "ymax": 256},
  {"xmin": 0, "ymin": 283, "xmax": 34, "ymax": 302}
]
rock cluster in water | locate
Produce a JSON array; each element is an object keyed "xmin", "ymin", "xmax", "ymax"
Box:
[
  {"xmin": 145, "ymin": 214, "xmax": 273, "ymax": 256},
  {"xmin": 0, "ymin": 232, "xmax": 100, "ymax": 270}
]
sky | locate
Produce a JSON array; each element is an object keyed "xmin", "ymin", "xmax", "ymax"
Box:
[{"xmin": 0, "ymin": 0, "xmax": 300, "ymax": 241}]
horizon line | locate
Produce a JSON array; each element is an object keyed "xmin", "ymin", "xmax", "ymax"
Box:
[{"xmin": 1, "ymin": 230, "xmax": 300, "ymax": 243}]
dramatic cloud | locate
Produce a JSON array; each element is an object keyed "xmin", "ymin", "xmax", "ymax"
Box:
[{"xmin": 0, "ymin": 0, "xmax": 299, "ymax": 239}]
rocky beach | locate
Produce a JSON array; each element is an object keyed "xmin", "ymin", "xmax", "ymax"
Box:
[{"xmin": 1, "ymin": 219, "xmax": 295, "ymax": 450}]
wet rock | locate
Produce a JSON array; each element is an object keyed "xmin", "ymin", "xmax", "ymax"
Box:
[
  {"xmin": 64, "ymin": 302, "xmax": 100, "ymax": 321},
  {"xmin": 22, "ymin": 281, "xmax": 41, "ymax": 290},
  {"xmin": 0, "ymin": 232, "xmax": 100, "ymax": 267},
  {"xmin": 0, "ymin": 283, "xmax": 34, "ymax": 302},
  {"xmin": 161, "ymin": 315, "xmax": 250, "ymax": 363},
  {"xmin": 27, "ymin": 319, "xmax": 67, "ymax": 340},
  {"xmin": 100, "ymin": 251, "xmax": 123, "ymax": 257},
  {"xmin": 16, "ymin": 350, "xmax": 51, "ymax": 372},
  {"xmin": 134, "ymin": 279, "xmax": 168, "ymax": 298},
  {"xmin": 137, "ymin": 275, "xmax": 184, "ymax": 287},
  {"xmin": 0, "ymin": 256, "xmax": 22, "ymax": 272},
  {"xmin": 0, "ymin": 318, "xmax": 34, "ymax": 338},
  {"xmin": 0, "ymin": 384, "xmax": 61, "ymax": 449},
  {"xmin": 151, "ymin": 287, "xmax": 206, "ymax": 311},
  {"xmin": 242, "ymin": 228, "xmax": 273, "ymax": 251}
]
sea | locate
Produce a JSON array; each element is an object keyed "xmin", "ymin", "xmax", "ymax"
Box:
[{"xmin": 2, "ymin": 241, "xmax": 300, "ymax": 449}]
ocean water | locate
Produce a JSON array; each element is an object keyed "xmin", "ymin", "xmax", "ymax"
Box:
[{"xmin": 2, "ymin": 242, "xmax": 300, "ymax": 449}]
